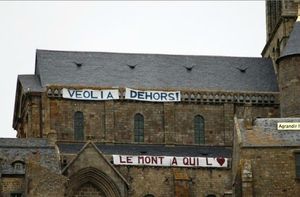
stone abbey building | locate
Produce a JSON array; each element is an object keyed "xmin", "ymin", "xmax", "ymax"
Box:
[{"xmin": 2, "ymin": 1, "xmax": 300, "ymax": 196}]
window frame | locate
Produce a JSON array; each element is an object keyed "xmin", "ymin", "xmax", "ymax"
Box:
[
  {"xmin": 134, "ymin": 113, "xmax": 144, "ymax": 143},
  {"xmin": 74, "ymin": 111, "xmax": 84, "ymax": 141},
  {"xmin": 194, "ymin": 115, "xmax": 205, "ymax": 144}
]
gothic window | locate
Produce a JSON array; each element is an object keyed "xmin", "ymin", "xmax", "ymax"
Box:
[
  {"xmin": 14, "ymin": 163, "xmax": 24, "ymax": 171},
  {"xmin": 194, "ymin": 115, "xmax": 205, "ymax": 144},
  {"xmin": 295, "ymin": 153, "xmax": 300, "ymax": 179},
  {"xmin": 74, "ymin": 111, "xmax": 84, "ymax": 141},
  {"xmin": 134, "ymin": 113, "xmax": 144, "ymax": 143},
  {"xmin": 12, "ymin": 160, "xmax": 25, "ymax": 174}
]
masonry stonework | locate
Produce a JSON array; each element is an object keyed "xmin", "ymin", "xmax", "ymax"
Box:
[
  {"xmin": 239, "ymin": 148, "xmax": 300, "ymax": 196},
  {"xmin": 21, "ymin": 90, "xmax": 279, "ymax": 146},
  {"xmin": 3, "ymin": 1, "xmax": 300, "ymax": 197},
  {"xmin": 278, "ymin": 56, "xmax": 300, "ymax": 117},
  {"xmin": 1, "ymin": 177, "xmax": 24, "ymax": 196}
]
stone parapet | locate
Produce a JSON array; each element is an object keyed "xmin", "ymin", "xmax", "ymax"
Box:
[{"xmin": 46, "ymin": 86, "xmax": 279, "ymax": 106}]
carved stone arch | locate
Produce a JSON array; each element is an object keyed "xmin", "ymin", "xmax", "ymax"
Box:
[{"xmin": 66, "ymin": 167, "xmax": 122, "ymax": 197}]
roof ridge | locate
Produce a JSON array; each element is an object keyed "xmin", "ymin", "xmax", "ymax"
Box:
[{"xmin": 36, "ymin": 48, "xmax": 265, "ymax": 59}]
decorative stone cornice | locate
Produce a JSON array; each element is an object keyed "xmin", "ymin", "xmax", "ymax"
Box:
[{"xmin": 46, "ymin": 86, "xmax": 279, "ymax": 105}]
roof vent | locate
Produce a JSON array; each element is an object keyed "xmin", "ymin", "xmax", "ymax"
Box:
[
  {"xmin": 235, "ymin": 66, "xmax": 248, "ymax": 73},
  {"xmin": 184, "ymin": 65, "xmax": 194, "ymax": 72},
  {"xmin": 73, "ymin": 61, "xmax": 83, "ymax": 67},
  {"xmin": 127, "ymin": 64, "xmax": 137, "ymax": 69}
]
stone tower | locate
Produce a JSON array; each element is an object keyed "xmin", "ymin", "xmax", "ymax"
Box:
[
  {"xmin": 277, "ymin": 13, "xmax": 300, "ymax": 117},
  {"xmin": 262, "ymin": 0, "xmax": 298, "ymax": 70},
  {"xmin": 263, "ymin": 0, "xmax": 300, "ymax": 117}
]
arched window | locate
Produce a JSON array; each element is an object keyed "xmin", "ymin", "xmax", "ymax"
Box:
[
  {"xmin": 194, "ymin": 115, "xmax": 205, "ymax": 144},
  {"xmin": 134, "ymin": 113, "xmax": 144, "ymax": 142},
  {"xmin": 74, "ymin": 111, "xmax": 84, "ymax": 141},
  {"xmin": 12, "ymin": 160, "xmax": 25, "ymax": 174}
]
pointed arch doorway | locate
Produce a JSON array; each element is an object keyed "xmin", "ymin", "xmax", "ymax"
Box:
[{"xmin": 65, "ymin": 167, "xmax": 122, "ymax": 197}]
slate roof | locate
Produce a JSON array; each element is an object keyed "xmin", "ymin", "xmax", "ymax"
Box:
[
  {"xmin": 279, "ymin": 20, "xmax": 300, "ymax": 60},
  {"xmin": 19, "ymin": 49, "xmax": 279, "ymax": 93},
  {"xmin": 0, "ymin": 138, "xmax": 60, "ymax": 175},
  {"xmin": 237, "ymin": 118, "xmax": 300, "ymax": 147},
  {"xmin": 18, "ymin": 75, "xmax": 43, "ymax": 93},
  {"xmin": 57, "ymin": 143, "xmax": 232, "ymax": 158}
]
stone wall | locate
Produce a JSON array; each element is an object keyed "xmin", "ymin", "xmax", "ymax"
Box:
[
  {"xmin": 1, "ymin": 177, "xmax": 24, "ymax": 197},
  {"xmin": 20, "ymin": 88, "xmax": 278, "ymax": 146},
  {"xmin": 278, "ymin": 56, "xmax": 300, "ymax": 117},
  {"xmin": 63, "ymin": 143, "xmax": 128, "ymax": 197},
  {"xmin": 263, "ymin": 0, "xmax": 297, "ymax": 63},
  {"xmin": 47, "ymin": 97, "xmax": 278, "ymax": 145},
  {"xmin": 25, "ymin": 161, "xmax": 68, "ymax": 197},
  {"xmin": 237, "ymin": 147, "xmax": 300, "ymax": 196},
  {"xmin": 116, "ymin": 165, "xmax": 231, "ymax": 197},
  {"xmin": 73, "ymin": 182, "xmax": 106, "ymax": 197}
]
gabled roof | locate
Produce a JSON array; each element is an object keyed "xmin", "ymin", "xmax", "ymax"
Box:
[
  {"xmin": 62, "ymin": 141, "xmax": 129, "ymax": 186},
  {"xmin": 278, "ymin": 19, "xmax": 300, "ymax": 61},
  {"xmin": 32, "ymin": 49, "xmax": 278, "ymax": 92},
  {"xmin": 0, "ymin": 138, "xmax": 60, "ymax": 175},
  {"xmin": 18, "ymin": 75, "xmax": 43, "ymax": 93}
]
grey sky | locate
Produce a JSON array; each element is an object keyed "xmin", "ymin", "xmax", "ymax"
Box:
[{"xmin": 0, "ymin": 1, "xmax": 265, "ymax": 137}]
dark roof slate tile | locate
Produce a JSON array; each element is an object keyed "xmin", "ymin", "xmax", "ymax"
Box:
[
  {"xmin": 280, "ymin": 20, "xmax": 300, "ymax": 59},
  {"xmin": 18, "ymin": 75, "xmax": 43, "ymax": 93},
  {"xmin": 57, "ymin": 143, "xmax": 232, "ymax": 158},
  {"xmin": 0, "ymin": 138, "xmax": 60, "ymax": 175},
  {"xmin": 35, "ymin": 50, "xmax": 278, "ymax": 92}
]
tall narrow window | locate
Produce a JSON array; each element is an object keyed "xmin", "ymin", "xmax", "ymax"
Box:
[
  {"xmin": 194, "ymin": 115, "xmax": 205, "ymax": 144},
  {"xmin": 134, "ymin": 113, "xmax": 144, "ymax": 142},
  {"xmin": 295, "ymin": 153, "xmax": 300, "ymax": 179},
  {"xmin": 74, "ymin": 111, "xmax": 84, "ymax": 141}
]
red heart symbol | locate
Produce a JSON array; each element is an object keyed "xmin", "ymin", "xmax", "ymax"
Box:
[{"xmin": 216, "ymin": 157, "xmax": 225, "ymax": 166}]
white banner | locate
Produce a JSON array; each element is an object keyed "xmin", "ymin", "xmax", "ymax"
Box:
[
  {"xmin": 125, "ymin": 88, "xmax": 180, "ymax": 102},
  {"xmin": 113, "ymin": 155, "xmax": 228, "ymax": 168},
  {"xmin": 62, "ymin": 88, "xmax": 119, "ymax": 100},
  {"xmin": 277, "ymin": 122, "xmax": 300, "ymax": 130}
]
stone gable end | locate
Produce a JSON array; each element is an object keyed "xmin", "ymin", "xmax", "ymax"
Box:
[{"xmin": 63, "ymin": 142, "xmax": 128, "ymax": 197}]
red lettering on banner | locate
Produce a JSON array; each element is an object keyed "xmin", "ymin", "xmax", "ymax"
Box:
[
  {"xmin": 138, "ymin": 156, "xmax": 144, "ymax": 164},
  {"xmin": 137, "ymin": 156, "xmax": 166, "ymax": 165},
  {"xmin": 151, "ymin": 156, "xmax": 157, "ymax": 164},
  {"xmin": 113, "ymin": 155, "xmax": 227, "ymax": 168},
  {"xmin": 183, "ymin": 157, "xmax": 189, "ymax": 165},
  {"xmin": 145, "ymin": 156, "xmax": 151, "ymax": 164},
  {"xmin": 120, "ymin": 156, "xmax": 126, "ymax": 164},
  {"xmin": 190, "ymin": 157, "xmax": 195, "ymax": 166},
  {"xmin": 171, "ymin": 157, "xmax": 178, "ymax": 165},
  {"xmin": 206, "ymin": 157, "xmax": 212, "ymax": 165},
  {"xmin": 183, "ymin": 157, "xmax": 196, "ymax": 166},
  {"xmin": 158, "ymin": 156, "xmax": 164, "ymax": 164},
  {"xmin": 127, "ymin": 156, "xmax": 133, "ymax": 163}
]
